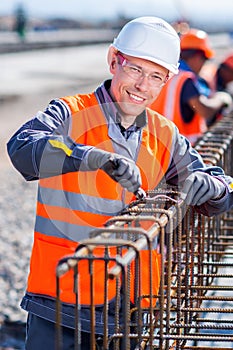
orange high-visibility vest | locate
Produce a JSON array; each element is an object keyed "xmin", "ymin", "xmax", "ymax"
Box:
[
  {"xmin": 27, "ymin": 92, "xmax": 175, "ymax": 307},
  {"xmin": 151, "ymin": 71, "xmax": 207, "ymax": 145}
]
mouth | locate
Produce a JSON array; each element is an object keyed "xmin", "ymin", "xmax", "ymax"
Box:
[{"xmin": 128, "ymin": 92, "xmax": 145, "ymax": 103}]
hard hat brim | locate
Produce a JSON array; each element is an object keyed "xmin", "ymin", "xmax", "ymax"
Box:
[{"xmin": 112, "ymin": 45, "xmax": 180, "ymax": 75}]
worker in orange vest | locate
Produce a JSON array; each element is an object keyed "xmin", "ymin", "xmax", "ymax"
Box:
[
  {"xmin": 200, "ymin": 52, "xmax": 233, "ymax": 95},
  {"xmin": 199, "ymin": 52, "xmax": 233, "ymax": 125},
  {"xmin": 7, "ymin": 18, "xmax": 233, "ymax": 349},
  {"xmin": 216, "ymin": 53, "xmax": 233, "ymax": 93},
  {"xmin": 150, "ymin": 28, "xmax": 232, "ymax": 145}
]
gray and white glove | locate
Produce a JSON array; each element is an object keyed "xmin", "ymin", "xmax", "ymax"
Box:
[
  {"xmin": 87, "ymin": 148, "xmax": 141, "ymax": 193},
  {"xmin": 180, "ymin": 171, "xmax": 226, "ymax": 206},
  {"xmin": 214, "ymin": 91, "xmax": 233, "ymax": 108}
]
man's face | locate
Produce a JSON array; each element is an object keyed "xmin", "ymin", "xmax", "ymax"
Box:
[{"xmin": 109, "ymin": 52, "xmax": 169, "ymax": 118}]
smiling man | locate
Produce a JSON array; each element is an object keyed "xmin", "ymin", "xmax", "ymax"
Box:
[{"xmin": 7, "ymin": 16, "xmax": 233, "ymax": 349}]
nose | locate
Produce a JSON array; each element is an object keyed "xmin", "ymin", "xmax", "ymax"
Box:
[{"xmin": 135, "ymin": 73, "xmax": 150, "ymax": 90}]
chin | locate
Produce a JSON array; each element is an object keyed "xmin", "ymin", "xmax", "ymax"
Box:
[{"xmin": 119, "ymin": 102, "xmax": 145, "ymax": 116}]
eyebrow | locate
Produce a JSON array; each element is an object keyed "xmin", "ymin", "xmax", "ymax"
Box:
[{"xmin": 131, "ymin": 61, "xmax": 167, "ymax": 78}]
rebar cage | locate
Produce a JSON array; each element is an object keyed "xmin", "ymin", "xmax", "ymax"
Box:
[{"xmin": 55, "ymin": 114, "xmax": 233, "ymax": 350}]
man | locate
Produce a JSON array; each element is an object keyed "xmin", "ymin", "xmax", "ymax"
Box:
[
  {"xmin": 150, "ymin": 28, "xmax": 232, "ymax": 145},
  {"xmin": 200, "ymin": 52, "xmax": 233, "ymax": 93},
  {"xmin": 199, "ymin": 52, "xmax": 233, "ymax": 125},
  {"xmin": 7, "ymin": 17, "xmax": 233, "ymax": 349}
]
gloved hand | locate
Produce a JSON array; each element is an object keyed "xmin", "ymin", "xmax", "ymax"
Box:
[
  {"xmin": 87, "ymin": 148, "xmax": 141, "ymax": 193},
  {"xmin": 215, "ymin": 91, "xmax": 233, "ymax": 108},
  {"xmin": 180, "ymin": 171, "xmax": 226, "ymax": 206}
]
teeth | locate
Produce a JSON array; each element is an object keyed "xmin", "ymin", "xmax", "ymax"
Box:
[{"xmin": 130, "ymin": 93, "xmax": 143, "ymax": 102}]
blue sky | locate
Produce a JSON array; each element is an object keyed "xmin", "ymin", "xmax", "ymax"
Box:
[
  {"xmin": 1, "ymin": 0, "xmax": 233, "ymax": 31},
  {"xmin": 0, "ymin": 0, "xmax": 179, "ymax": 20}
]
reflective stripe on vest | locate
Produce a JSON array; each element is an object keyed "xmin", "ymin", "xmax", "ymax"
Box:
[{"xmin": 27, "ymin": 92, "xmax": 175, "ymax": 306}]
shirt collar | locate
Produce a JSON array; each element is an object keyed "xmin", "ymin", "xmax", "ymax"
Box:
[{"xmin": 179, "ymin": 60, "xmax": 193, "ymax": 72}]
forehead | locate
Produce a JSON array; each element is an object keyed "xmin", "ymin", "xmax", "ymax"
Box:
[{"xmin": 122, "ymin": 53, "xmax": 168, "ymax": 74}]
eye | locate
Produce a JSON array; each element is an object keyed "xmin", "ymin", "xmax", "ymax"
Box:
[
  {"xmin": 150, "ymin": 74, "xmax": 163, "ymax": 82},
  {"xmin": 128, "ymin": 65, "xmax": 142, "ymax": 75}
]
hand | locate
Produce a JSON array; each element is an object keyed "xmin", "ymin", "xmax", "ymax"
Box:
[
  {"xmin": 215, "ymin": 91, "xmax": 233, "ymax": 108},
  {"xmin": 87, "ymin": 148, "xmax": 141, "ymax": 193},
  {"xmin": 180, "ymin": 171, "xmax": 225, "ymax": 206}
]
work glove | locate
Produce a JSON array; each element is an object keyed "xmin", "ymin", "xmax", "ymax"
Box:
[
  {"xmin": 215, "ymin": 91, "xmax": 233, "ymax": 108},
  {"xmin": 180, "ymin": 171, "xmax": 226, "ymax": 206},
  {"xmin": 87, "ymin": 148, "xmax": 141, "ymax": 193}
]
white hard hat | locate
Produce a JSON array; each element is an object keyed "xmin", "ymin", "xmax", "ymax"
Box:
[{"xmin": 112, "ymin": 16, "xmax": 180, "ymax": 74}]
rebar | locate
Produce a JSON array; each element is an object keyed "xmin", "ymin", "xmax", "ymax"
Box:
[{"xmin": 55, "ymin": 113, "xmax": 233, "ymax": 349}]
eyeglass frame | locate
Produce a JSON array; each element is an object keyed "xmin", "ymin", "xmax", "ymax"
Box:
[{"xmin": 116, "ymin": 52, "xmax": 169, "ymax": 87}]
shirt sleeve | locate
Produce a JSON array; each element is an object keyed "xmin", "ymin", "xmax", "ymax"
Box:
[
  {"xmin": 7, "ymin": 99, "xmax": 92, "ymax": 181},
  {"xmin": 165, "ymin": 126, "xmax": 233, "ymax": 216}
]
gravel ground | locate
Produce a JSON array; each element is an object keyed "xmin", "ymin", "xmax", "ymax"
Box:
[
  {"xmin": 0, "ymin": 166, "xmax": 37, "ymax": 349},
  {"xmin": 0, "ymin": 93, "xmax": 55, "ymax": 349},
  {"xmin": 0, "ymin": 166, "xmax": 36, "ymax": 324}
]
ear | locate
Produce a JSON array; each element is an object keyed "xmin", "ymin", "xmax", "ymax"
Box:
[
  {"xmin": 107, "ymin": 45, "xmax": 118, "ymax": 73},
  {"xmin": 166, "ymin": 72, "xmax": 174, "ymax": 82}
]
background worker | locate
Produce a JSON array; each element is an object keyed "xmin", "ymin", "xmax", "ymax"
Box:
[
  {"xmin": 150, "ymin": 28, "xmax": 232, "ymax": 145},
  {"xmin": 7, "ymin": 17, "xmax": 233, "ymax": 350},
  {"xmin": 200, "ymin": 52, "xmax": 233, "ymax": 94}
]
